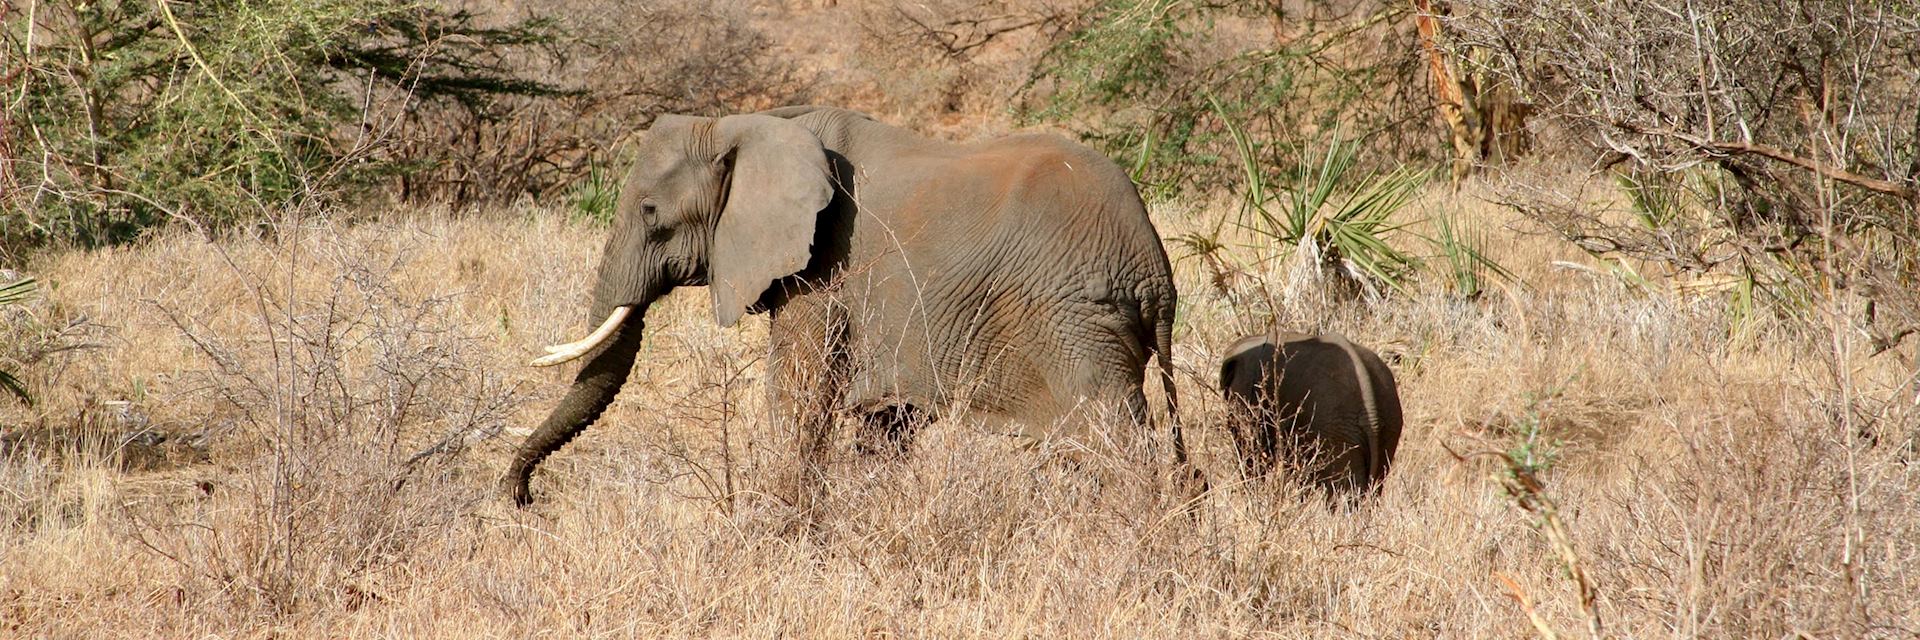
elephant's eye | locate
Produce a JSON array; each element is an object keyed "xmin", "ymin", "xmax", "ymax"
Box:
[{"xmin": 640, "ymin": 203, "xmax": 659, "ymax": 225}]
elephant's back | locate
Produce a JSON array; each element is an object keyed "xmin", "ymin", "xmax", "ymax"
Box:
[
  {"xmin": 884, "ymin": 132, "xmax": 1170, "ymax": 306},
  {"xmin": 838, "ymin": 130, "xmax": 1172, "ymax": 423},
  {"xmin": 1277, "ymin": 333, "xmax": 1401, "ymax": 484},
  {"xmin": 968, "ymin": 134, "xmax": 1152, "ymax": 224},
  {"xmin": 973, "ymin": 134, "xmax": 1169, "ymax": 291},
  {"xmin": 1348, "ymin": 338, "xmax": 1404, "ymax": 465},
  {"xmin": 1272, "ymin": 337, "xmax": 1371, "ymax": 405}
]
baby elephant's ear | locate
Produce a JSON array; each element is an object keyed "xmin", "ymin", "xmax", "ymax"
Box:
[
  {"xmin": 708, "ymin": 114, "xmax": 833, "ymax": 327},
  {"xmin": 1219, "ymin": 334, "xmax": 1274, "ymax": 389}
]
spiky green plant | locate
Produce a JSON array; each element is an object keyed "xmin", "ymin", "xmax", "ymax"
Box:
[
  {"xmin": 1229, "ymin": 126, "xmax": 1425, "ymax": 294},
  {"xmin": 1616, "ymin": 170, "xmax": 1688, "ymax": 231},
  {"xmin": 1429, "ymin": 209, "xmax": 1517, "ymax": 300},
  {"xmin": 0, "ymin": 277, "xmax": 37, "ymax": 406},
  {"xmin": 570, "ymin": 163, "xmax": 622, "ymax": 226}
]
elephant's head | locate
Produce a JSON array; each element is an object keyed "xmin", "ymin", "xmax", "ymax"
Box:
[{"xmin": 504, "ymin": 113, "xmax": 833, "ymax": 505}]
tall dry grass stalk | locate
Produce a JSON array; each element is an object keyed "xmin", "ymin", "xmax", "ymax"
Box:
[{"xmin": 1, "ymin": 182, "xmax": 1916, "ymax": 636}]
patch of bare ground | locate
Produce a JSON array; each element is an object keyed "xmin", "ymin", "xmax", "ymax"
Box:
[{"xmin": 2, "ymin": 178, "xmax": 1916, "ymax": 637}]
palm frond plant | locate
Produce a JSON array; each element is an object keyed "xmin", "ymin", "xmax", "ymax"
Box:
[
  {"xmin": 1217, "ymin": 116, "xmax": 1425, "ymax": 297},
  {"xmin": 570, "ymin": 163, "xmax": 622, "ymax": 226},
  {"xmin": 1429, "ymin": 208, "xmax": 1517, "ymax": 300},
  {"xmin": 0, "ymin": 277, "xmax": 37, "ymax": 406}
]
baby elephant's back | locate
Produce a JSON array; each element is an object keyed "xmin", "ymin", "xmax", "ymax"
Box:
[{"xmin": 1274, "ymin": 334, "xmax": 1374, "ymax": 418}]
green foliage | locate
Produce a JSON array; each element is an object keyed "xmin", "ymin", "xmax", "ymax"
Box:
[
  {"xmin": 1024, "ymin": 0, "xmax": 1189, "ymax": 121},
  {"xmin": 1617, "ymin": 170, "xmax": 1687, "ymax": 232},
  {"xmin": 0, "ymin": 277, "xmax": 36, "ymax": 407},
  {"xmin": 1021, "ymin": 0, "xmax": 1214, "ymax": 192},
  {"xmin": 1615, "ymin": 168, "xmax": 1737, "ymax": 233},
  {"xmin": 1427, "ymin": 208, "xmax": 1515, "ymax": 300},
  {"xmin": 1029, "ymin": 0, "xmax": 1454, "ymax": 299},
  {"xmin": 0, "ymin": 0, "xmax": 566, "ymax": 254},
  {"xmin": 1241, "ymin": 131, "xmax": 1426, "ymax": 294},
  {"xmin": 1022, "ymin": 1, "xmax": 1429, "ymax": 192},
  {"xmin": 1504, "ymin": 378, "xmax": 1571, "ymax": 480},
  {"xmin": 568, "ymin": 163, "xmax": 621, "ymax": 226}
]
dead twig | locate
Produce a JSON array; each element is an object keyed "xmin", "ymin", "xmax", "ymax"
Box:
[{"xmin": 1450, "ymin": 444, "xmax": 1605, "ymax": 639}]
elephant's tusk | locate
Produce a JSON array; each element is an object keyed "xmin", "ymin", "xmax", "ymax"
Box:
[{"xmin": 530, "ymin": 306, "xmax": 632, "ymax": 367}]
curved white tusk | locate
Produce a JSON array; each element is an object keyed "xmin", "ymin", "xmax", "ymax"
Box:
[{"xmin": 530, "ymin": 306, "xmax": 633, "ymax": 367}]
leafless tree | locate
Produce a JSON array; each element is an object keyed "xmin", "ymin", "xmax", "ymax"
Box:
[{"xmin": 1456, "ymin": 0, "xmax": 1920, "ymax": 350}]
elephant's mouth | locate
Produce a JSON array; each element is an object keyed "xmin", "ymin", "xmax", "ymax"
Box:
[{"xmin": 529, "ymin": 305, "xmax": 634, "ymax": 367}]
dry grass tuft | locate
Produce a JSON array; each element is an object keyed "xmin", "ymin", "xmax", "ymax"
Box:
[{"xmin": 2, "ymin": 180, "xmax": 1916, "ymax": 637}]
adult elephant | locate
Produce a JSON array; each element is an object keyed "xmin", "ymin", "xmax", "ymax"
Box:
[
  {"xmin": 1218, "ymin": 331, "xmax": 1403, "ymax": 496},
  {"xmin": 503, "ymin": 106, "xmax": 1184, "ymax": 505}
]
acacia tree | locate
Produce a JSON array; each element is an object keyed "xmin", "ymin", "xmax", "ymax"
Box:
[
  {"xmin": 0, "ymin": 0, "xmax": 570, "ymax": 252},
  {"xmin": 0, "ymin": 0, "xmax": 797, "ymax": 256}
]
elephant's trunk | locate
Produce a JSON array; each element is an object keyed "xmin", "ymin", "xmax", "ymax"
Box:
[
  {"xmin": 503, "ymin": 185, "xmax": 667, "ymax": 505},
  {"xmin": 503, "ymin": 310, "xmax": 646, "ymax": 506}
]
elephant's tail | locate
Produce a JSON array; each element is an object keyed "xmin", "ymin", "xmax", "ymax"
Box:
[
  {"xmin": 1326, "ymin": 333, "xmax": 1385, "ymax": 485},
  {"xmin": 1154, "ymin": 300, "xmax": 1187, "ymax": 466}
]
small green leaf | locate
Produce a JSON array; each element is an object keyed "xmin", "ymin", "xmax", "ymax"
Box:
[
  {"xmin": 1, "ymin": 277, "xmax": 36, "ymax": 406},
  {"xmin": 0, "ymin": 370, "xmax": 30, "ymax": 407},
  {"xmin": 0, "ymin": 278, "xmax": 36, "ymax": 305}
]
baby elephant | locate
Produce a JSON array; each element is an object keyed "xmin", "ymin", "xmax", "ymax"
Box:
[{"xmin": 1218, "ymin": 331, "xmax": 1403, "ymax": 496}]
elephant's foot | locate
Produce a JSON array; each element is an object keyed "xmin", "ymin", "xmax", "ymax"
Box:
[{"xmin": 854, "ymin": 402, "xmax": 924, "ymax": 457}]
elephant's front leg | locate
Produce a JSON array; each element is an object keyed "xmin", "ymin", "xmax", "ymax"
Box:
[{"xmin": 766, "ymin": 293, "xmax": 850, "ymax": 496}]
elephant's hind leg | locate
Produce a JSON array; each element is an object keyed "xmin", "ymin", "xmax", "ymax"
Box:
[
  {"xmin": 1042, "ymin": 309, "xmax": 1152, "ymax": 448},
  {"xmin": 854, "ymin": 401, "xmax": 926, "ymax": 457}
]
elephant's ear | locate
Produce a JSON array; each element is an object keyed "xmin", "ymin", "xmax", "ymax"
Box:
[
  {"xmin": 709, "ymin": 114, "xmax": 833, "ymax": 327},
  {"xmin": 1218, "ymin": 350, "xmax": 1240, "ymax": 391}
]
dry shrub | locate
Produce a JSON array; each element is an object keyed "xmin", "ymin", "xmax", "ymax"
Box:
[
  {"xmin": 135, "ymin": 222, "xmax": 521, "ymax": 620},
  {"xmin": 0, "ymin": 272, "xmax": 132, "ymax": 471},
  {"xmin": 1, "ymin": 216, "xmax": 527, "ymax": 627},
  {"xmin": 392, "ymin": 0, "xmax": 807, "ymax": 203},
  {"xmin": 616, "ymin": 318, "xmax": 769, "ymax": 513},
  {"xmin": 846, "ymin": 0, "xmax": 1087, "ymax": 131},
  {"xmin": 1577, "ymin": 401, "xmax": 1916, "ymax": 637},
  {"xmin": 1453, "ymin": 0, "xmax": 1920, "ymax": 355}
]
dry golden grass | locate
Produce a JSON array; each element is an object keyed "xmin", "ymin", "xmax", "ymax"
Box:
[{"xmin": 3, "ymin": 180, "xmax": 1917, "ymax": 638}]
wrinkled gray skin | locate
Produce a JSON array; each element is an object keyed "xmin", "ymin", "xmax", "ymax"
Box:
[
  {"xmin": 1218, "ymin": 331, "xmax": 1402, "ymax": 496},
  {"xmin": 504, "ymin": 106, "xmax": 1182, "ymax": 505}
]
